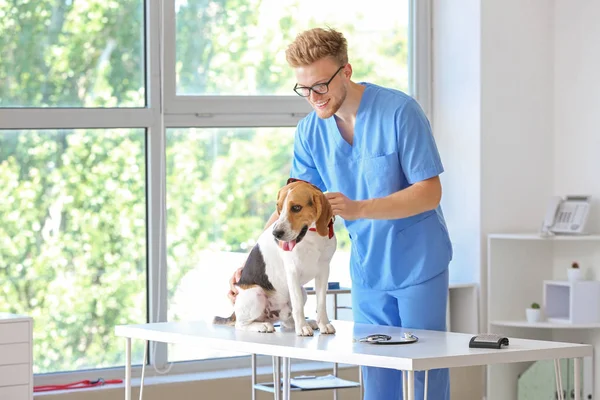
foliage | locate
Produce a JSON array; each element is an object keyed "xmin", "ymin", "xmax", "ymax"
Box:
[
  {"xmin": 0, "ymin": 0, "xmax": 408, "ymax": 375},
  {"xmin": 530, "ymin": 302, "xmax": 540, "ymax": 309}
]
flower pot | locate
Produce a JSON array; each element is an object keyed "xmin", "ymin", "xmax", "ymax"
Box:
[
  {"xmin": 567, "ymin": 268, "xmax": 583, "ymax": 282},
  {"xmin": 526, "ymin": 308, "xmax": 542, "ymax": 323}
]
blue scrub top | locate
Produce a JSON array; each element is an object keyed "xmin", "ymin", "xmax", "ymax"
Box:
[{"xmin": 289, "ymin": 83, "xmax": 453, "ymax": 291}]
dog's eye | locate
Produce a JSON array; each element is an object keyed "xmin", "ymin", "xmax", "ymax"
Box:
[{"xmin": 291, "ymin": 205, "xmax": 302, "ymax": 213}]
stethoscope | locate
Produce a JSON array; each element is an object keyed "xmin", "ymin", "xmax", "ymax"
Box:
[{"xmin": 357, "ymin": 332, "xmax": 419, "ymax": 345}]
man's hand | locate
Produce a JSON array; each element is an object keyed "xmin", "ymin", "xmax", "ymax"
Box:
[
  {"xmin": 325, "ymin": 192, "xmax": 363, "ymax": 221},
  {"xmin": 228, "ymin": 267, "xmax": 243, "ymax": 304}
]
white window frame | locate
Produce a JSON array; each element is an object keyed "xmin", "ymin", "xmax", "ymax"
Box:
[{"xmin": 0, "ymin": 0, "xmax": 432, "ymax": 386}]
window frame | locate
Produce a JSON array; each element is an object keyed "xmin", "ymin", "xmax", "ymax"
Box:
[{"xmin": 0, "ymin": 0, "xmax": 432, "ymax": 385}]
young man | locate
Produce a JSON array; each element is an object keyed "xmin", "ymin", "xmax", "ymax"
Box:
[{"xmin": 229, "ymin": 27, "xmax": 452, "ymax": 399}]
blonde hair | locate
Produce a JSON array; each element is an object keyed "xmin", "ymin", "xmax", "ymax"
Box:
[{"xmin": 285, "ymin": 27, "xmax": 348, "ymax": 67}]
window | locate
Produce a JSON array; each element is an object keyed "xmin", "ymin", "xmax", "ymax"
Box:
[
  {"xmin": 0, "ymin": 0, "xmax": 150, "ymax": 378},
  {"xmin": 0, "ymin": 0, "xmax": 145, "ymax": 108},
  {"xmin": 0, "ymin": 128, "xmax": 147, "ymax": 373},
  {"xmin": 174, "ymin": 0, "xmax": 409, "ymax": 96},
  {"xmin": 0, "ymin": 0, "xmax": 429, "ymax": 383}
]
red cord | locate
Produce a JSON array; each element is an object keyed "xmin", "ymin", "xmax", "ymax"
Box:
[{"xmin": 34, "ymin": 378, "xmax": 123, "ymax": 392}]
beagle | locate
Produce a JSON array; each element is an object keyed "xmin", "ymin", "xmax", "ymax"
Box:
[{"xmin": 214, "ymin": 178, "xmax": 337, "ymax": 336}]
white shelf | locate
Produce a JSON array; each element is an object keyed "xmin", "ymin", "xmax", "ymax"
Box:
[
  {"xmin": 255, "ymin": 376, "xmax": 361, "ymax": 393},
  {"xmin": 488, "ymin": 232, "xmax": 600, "ymax": 240},
  {"xmin": 490, "ymin": 320, "xmax": 600, "ymax": 329},
  {"xmin": 487, "ymin": 231, "xmax": 599, "ymax": 400}
]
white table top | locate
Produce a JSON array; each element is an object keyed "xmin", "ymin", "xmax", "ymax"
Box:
[{"xmin": 115, "ymin": 320, "xmax": 592, "ymax": 371}]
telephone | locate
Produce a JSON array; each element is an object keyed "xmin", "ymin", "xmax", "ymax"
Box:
[{"xmin": 540, "ymin": 195, "xmax": 592, "ymax": 235}]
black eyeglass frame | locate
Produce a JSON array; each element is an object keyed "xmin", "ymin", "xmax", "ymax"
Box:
[{"xmin": 293, "ymin": 65, "xmax": 345, "ymax": 97}]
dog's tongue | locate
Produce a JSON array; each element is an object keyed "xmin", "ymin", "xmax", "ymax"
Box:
[{"xmin": 281, "ymin": 240, "xmax": 297, "ymax": 251}]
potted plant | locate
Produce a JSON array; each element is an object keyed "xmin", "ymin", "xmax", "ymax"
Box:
[
  {"xmin": 567, "ymin": 261, "xmax": 583, "ymax": 282},
  {"xmin": 526, "ymin": 302, "xmax": 542, "ymax": 323}
]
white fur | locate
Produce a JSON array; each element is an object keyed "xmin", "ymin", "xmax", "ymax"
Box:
[{"xmin": 233, "ymin": 197, "xmax": 337, "ymax": 336}]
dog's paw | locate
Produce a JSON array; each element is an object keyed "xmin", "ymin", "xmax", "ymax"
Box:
[
  {"xmin": 258, "ymin": 322, "xmax": 275, "ymax": 333},
  {"xmin": 296, "ymin": 323, "xmax": 314, "ymax": 337},
  {"xmin": 318, "ymin": 322, "xmax": 336, "ymax": 334},
  {"xmin": 307, "ymin": 319, "xmax": 319, "ymax": 330}
]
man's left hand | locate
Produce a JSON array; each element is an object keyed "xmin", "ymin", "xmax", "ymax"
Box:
[{"xmin": 325, "ymin": 192, "xmax": 363, "ymax": 221}]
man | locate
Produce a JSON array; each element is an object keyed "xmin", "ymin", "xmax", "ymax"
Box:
[{"xmin": 228, "ymin": 27, "xmax": 452, "ymax": 400}]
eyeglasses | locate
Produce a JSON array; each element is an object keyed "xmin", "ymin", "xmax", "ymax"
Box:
[{"xmin": 293, "ymin": 66, "xmax": 345, "ymax": 97}]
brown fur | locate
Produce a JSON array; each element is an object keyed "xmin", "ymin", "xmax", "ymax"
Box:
[
  {"xmin": 276, "ymin": 181, "xmax": 333, "ymax": 236},
  {"xmin": 313, "ymin": 190, "xmax": 333, "ymax": 237}
]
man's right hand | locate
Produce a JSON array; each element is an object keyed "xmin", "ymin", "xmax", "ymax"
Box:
[{"xmin": 227, "ymin": 267, "xmax": 243, "ymax": 304}]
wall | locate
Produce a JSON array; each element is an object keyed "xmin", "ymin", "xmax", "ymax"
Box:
[
  {"xmin": 554, "ymin": 0, "xmax": 600, "ymax": 233},
  {"xmin": 479, "ymin": 0, "xmax": 555, "ymax": 332}
]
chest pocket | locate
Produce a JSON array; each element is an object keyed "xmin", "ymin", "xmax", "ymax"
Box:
[{"xmin": 363, "ymin": 152, "xmax": 403, "ymax": 197}]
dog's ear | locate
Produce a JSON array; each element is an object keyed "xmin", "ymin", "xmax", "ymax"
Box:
[
  {"xmin": 314, "ymin": 191, "xmax": 333, "ymax": 237},
  {"xmin": 276, "ymin": 186, "xmax": 289, "ymax": 215}
]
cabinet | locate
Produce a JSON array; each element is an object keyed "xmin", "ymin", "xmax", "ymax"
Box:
[
  {"xmin": 487, "ymin": 233, "xmax": 599, "ymax": 400},
  {"xmin": 0, "ymin": 313, "xmax": 33, "ymax": 400}
]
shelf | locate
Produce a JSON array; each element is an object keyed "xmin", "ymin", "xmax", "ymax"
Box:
[
  {"xmin": 255, "ymin": 375, "xmax": 361, "ymax": 393},
  {"xmin": 304, "ymin": 287, "xmax": 351, "ymax": 295},
  {"xmin": 488, "ymin": 233, "xmax": 600, "ymax": 241},
  {"xmin": 490, "ymin": 320, "xmax": 600, "ymax": 329},
  {"xmin": 255, "ymin": 383, "xmax": 304, "ymax": 393}
]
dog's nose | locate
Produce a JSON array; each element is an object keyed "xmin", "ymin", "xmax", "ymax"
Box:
[{"xmin": 273, "ymin": 229, "xmax": 285, "ymax": 239}]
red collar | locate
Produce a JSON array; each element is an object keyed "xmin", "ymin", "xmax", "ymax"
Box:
[{"xmin": 309, "ymin": 219, "xmax": 335, "ymax": 239}]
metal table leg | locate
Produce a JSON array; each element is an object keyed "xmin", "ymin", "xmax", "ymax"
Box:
[
  {"xmin": 273, "ymin": 356, "xmax": 281, "ymax": 400},
  {"xmin": 333, "ymin": 293, "xmax": 338, "ymax": 400},
  {"xmin": 125, "ymin": 338, "xmax": 131, "ymax": 400},
  {"xmin": 359, "ymin": 366, "xmax": 364, "ymax": 399},
  {"xmin": 282, "ymin": 357, "xmax": 291, "ymax": 400},
  {"xmin": 251, "ymin": 354, "xmax": 256, "ymax": 400},
  {"xmin": 554, "ymin": 359, "xmax": 564, "ymax": 400},
  {"xmin": 406, "ymin": 370, "xmax": 415, "ymax": 400},
  {"xmin": 574, "ymin": 357, "xmax": 581, "ymax": 400}
]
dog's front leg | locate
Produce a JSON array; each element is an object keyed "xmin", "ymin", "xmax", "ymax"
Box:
[
  {"xmin": 285, "ymin": 267, "xmax": 313, "ymax": 336},
  {"xmin": 314, "ymin": 266, "xmax": 336, "ymax": 334}
]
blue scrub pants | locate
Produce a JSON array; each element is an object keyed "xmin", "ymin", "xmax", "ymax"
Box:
[{"xmin": 352, "ymin": 269, "xmax": 450, "ymax": 400}]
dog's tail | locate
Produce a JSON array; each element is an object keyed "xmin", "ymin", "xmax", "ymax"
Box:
[{"xmin": 213, "ymin": 311, "xmax": 236, "ymax": 326}]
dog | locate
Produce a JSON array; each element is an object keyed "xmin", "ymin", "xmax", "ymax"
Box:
[{"xmin": 213, "ymin": 178, "xmax": 337, "ymax": 337}]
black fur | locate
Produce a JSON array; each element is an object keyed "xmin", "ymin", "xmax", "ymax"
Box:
[{"xmin": 237, "ymin": 243, "xmax": 275, "ymax": 291}]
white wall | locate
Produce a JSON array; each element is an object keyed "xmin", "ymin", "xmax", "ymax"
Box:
[
  {"xmin": 479, "ymin": 0, "xmax": 555, "ymax": 332},
  {"xmin": 554, "ymin": 0, "xmax": 600, "ymax": 233}
]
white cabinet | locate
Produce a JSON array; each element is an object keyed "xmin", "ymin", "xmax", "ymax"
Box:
[
  {"xmin": 0, "ymin": 313, "xmax": 33, "ymax": 400},
  {"xmin": 487, "ymin": 233, "xmax": 600, "ymax": 400}
]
